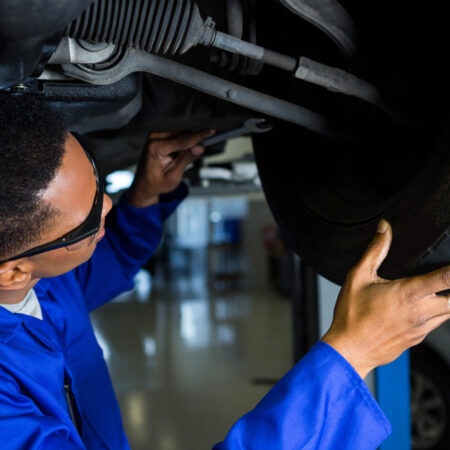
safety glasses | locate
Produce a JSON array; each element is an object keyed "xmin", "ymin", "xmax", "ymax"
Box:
[{"xmin": 1, "ymin": 142, "xmax": 104, "ymax": 263}]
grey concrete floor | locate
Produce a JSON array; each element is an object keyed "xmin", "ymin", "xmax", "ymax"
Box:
[{"xmin": 91, "ymin": 267, "xmax": 293, "ymax": 450}]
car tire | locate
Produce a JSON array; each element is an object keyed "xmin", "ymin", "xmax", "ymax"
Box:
[
  {"xmin": 410, "ymin": 345, "xmax": 450, "ymax": 450},
  {"xmin": 253, "ymin": 120, "xmax": 450, "ymax": 285}
]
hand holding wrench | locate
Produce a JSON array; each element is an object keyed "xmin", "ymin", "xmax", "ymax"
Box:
[{"xmin": 201, "ymin": 118, "xmax": 273, "ymax": 147}]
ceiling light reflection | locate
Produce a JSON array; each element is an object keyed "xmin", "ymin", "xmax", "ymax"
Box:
[
  {"xmin": 180, "ymin": 300, "xmax": 210, "ymax": 348},
  {"xmin": 142, "ymin": 336, "xmax": 157, "ymax": 357}
]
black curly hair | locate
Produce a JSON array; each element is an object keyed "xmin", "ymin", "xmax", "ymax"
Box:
[{"xmin": 0, "ymin": 92, "xmax": 68, "ymax": 261}]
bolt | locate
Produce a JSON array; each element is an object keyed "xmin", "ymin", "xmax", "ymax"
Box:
[
  {"xmin": 226, "ymin": 89, "xmax": 237, "ymax": 100},
  {"xmin": 77, "ymin": 39, "xmax": 110, "ymax": 52}
]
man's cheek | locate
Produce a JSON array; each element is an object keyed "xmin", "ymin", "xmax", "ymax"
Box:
[
  {"xmin": 66, "ymin": 245, "xmax": 97, "ymax": 269},
  {"xmin": 80, "ymin": 244, "xmax": 97, "ymax": 264},
  {"xmin": 43, "ymin": 246, "xmax": 97, "ymax": 277}
]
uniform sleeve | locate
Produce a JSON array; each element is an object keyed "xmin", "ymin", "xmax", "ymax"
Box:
[
  {"xmin": 74, "ymin": 182, "xmax": 188, "ymax": 311},
  {"xmin": 213, "ymin": 341, "xmax": 392, "ymax": 450},
  {"xmin": 0, "ymin": 374, "xmax": 85, "ymax": 450}
]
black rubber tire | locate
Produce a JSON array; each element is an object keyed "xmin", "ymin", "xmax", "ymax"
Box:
[
  {"xmin": 253, "ymin": 121, "xmax": 450, "ymax": 285},
  {"xmin": 410, "ymin": 345, "xmax": 450, "ymax": 450},
  {"xmin": 251, "ymin": 0, "xmax": 450, "ymax": 285}
]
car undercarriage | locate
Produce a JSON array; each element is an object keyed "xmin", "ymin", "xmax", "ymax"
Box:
[{"xmin": 1, "ymin": 0, "xmax": 449, "ymax": 285}]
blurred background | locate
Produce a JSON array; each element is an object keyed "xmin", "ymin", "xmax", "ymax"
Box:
[{"xmin": 92, "ymin": 136, "xmax": 295, "ymax": 450}]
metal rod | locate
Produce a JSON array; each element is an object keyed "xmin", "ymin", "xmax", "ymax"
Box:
[{"xmin": 63, "ymin": 48, "xmax": 342, "ymax": 137}]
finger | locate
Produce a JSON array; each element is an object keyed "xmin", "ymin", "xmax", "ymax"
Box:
[
  {"xmin": 418, "ymin": 294, "xmax": 450, "ymax": 321},
  {"xmin": 159, "ymin": 155, "xmax": 174, "ymax": 170},
  {"xmin": 165, "ymin": 146, "xmax": 203, "ymax": 177},
  {"xmin": 402, "ymin": 265, "xmax": 450, "ymax": 301},
  {"xmin": 422, "ymin": 312, "xmax": 450, "ymax": 335},
  {"xmin": 148, "ymin": 131, "xmax": 179, "ymax": 140},
  {"xmin": 355, "ymin": 219, "xmax": 393, "ymax": 281},
  {"xmin": 155, "ymin": 130, "xmax": 215, "ymax": 156},
  {"xmin": 190, "ymin": 145, "xmax": 205, "ymax": 156}
]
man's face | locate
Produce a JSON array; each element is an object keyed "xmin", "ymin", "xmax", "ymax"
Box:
[{"xmin": 28, "ymin": 132, "xmax": 113, "ymax": 279}]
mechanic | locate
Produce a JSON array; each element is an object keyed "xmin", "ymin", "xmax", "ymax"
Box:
[{"xmin": 0, "ymin": 93, "xmax": 449, "ymax": 450}]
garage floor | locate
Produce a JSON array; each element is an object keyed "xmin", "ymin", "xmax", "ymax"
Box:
[{"xmin": 91, "ymin": 265, "xmax": 292, "ymax": 450}]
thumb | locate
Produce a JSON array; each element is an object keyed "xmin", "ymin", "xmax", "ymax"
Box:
[
  {"xmin": 357, "ymin": 219, "xmax": 393, "ymax": 281},
  {"xmin": 167, "ymin": 146, "xmax": 203, "ymax": 178}
]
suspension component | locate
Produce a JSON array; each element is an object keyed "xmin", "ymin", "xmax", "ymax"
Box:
[
  {"xmin": 65, "ymin": 0, "xmax": 296, "ymax": 71},
  {"xmin": 63, "ymin": 0, "xmax": 397, "ymax": 128},
  {"xmin": 66, "ymin": 0, "xmax": 210, "ymax": 56}
]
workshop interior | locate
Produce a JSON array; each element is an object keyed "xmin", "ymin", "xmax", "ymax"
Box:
[{"xmin": 1, "ymin": 0, "xmax": 449, "ymax": 448}]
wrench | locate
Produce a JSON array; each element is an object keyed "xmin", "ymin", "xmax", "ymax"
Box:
[{"xmin": 201, "ymin": 118, "xmax": 273, "ymax": 147}]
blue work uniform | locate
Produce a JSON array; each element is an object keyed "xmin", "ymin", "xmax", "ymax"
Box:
[{"xmin": 0, "ymin": 183, "xmax": 391, "ymax": 449}]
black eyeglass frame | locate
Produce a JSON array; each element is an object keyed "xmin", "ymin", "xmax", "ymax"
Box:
[{"xmin": 1, "ymin": 145, "xmax": 104, "ymax": 263}]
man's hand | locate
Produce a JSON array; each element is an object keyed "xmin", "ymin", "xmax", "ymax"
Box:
[
  {"xmin": 322, "ymin": 220, "xmax": 450, "ymax": 379},
  {"xmin": 127, "ymin": 130, "xmax": 215, "ymax": 208}
]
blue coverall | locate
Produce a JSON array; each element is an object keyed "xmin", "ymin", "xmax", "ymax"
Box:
[{"xmin": 0, "ymin": 183, "xmax": 391, "ymax": 449}]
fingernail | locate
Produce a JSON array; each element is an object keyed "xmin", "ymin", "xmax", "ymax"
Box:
[
  {"xmin": 207, "ymin": 129, "xmax": 216, "ymax": 135},
  {"xmin": 377, "ymin": 219, "xmax": 388, "ymax": 234},
  {"xmin": 191, "ymin": 146, "xmax": 204, "ymax": 155}
]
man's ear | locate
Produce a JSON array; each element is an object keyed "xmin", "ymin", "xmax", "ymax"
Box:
[{"xmin": 0, "ymin": 260, "xmax": 32, "ymax": 290}]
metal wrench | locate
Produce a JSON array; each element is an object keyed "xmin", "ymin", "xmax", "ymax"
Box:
[{"xmin": 201, "ymin": 118, "xmax": 273, "ymax": 147}]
